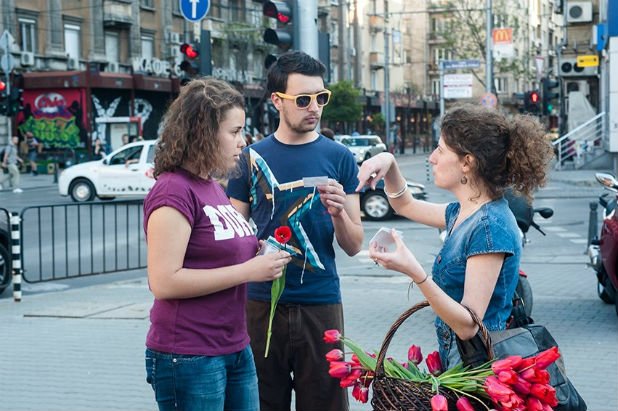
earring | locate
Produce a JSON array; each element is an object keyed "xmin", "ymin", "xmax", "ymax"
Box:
[{"xmin": 460, "ymin": 175, "xmax": 468, "ymax": 185}]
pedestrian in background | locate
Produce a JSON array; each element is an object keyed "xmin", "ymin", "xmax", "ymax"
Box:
[
  {"xmin": 1, "ymin": 135, "xmax": 24, "ymax": 193},
  {"xmin": 320, "ymin": 127, "xmax": 335, "ymax": 140},
  {"xmin": 357, "ymin": 105, "xmax": 553, "ymax": 366},
  {"xmin": 25, "ymin": 131, "xmax": 40, "ymax": 176},
  {"xmin": 92, "ymin": 137, "xmax": 107, "ymax": 160},
  {"xmin": 227, "ymin": 51, "xmax": 363, "ymax": 411},
  {"xmin": 143, "ymin": 78, "xmax": 290, "ymax": 411}
]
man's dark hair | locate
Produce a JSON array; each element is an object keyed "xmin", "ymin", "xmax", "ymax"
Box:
[{"xmin": 266, "ymin": 51, "xmax": 326, "ymax": 94}]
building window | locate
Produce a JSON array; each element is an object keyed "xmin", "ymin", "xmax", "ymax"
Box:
[
  {"xmin": 19, "ymin": 18, "xmax": 37, "ymax": 53},
  {"xmin": 105, "ymin": 32, "xmax": 119, "ymax": 63},
  {"xmin": 495, "ymin": 77, "xmax": 508, "ymax": 94},
  {"xmin": 433, "ymin": 48, "xmax": 452, "ymax": 65},
  {"xmin": 141, "ymin": 0, "xmax": 154, "ymax": 8},
  {"xmin": 64, "ymin": 24, "xmax": 81, "ymax": 60},
  {"xmin": 141, "ymin": 35, "xmax": 154, "ymax": 59},
  {"xmin": 229, "ymin": 0, "xmax": 245, "ymax": 22},
  {"xmin": 432, "ymin": 79, "xmax": 441, "ymax": 97},
  {"xmin": 172, "ymin": 1, "xmax": 180, "ymax": 14}
]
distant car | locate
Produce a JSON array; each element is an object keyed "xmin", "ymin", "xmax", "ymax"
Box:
[
  {"xmin": 359, "ymin": 179, "xmax": 427, "ymax": 221},
  {"xmin": 58, "ymin": 140, "xmax": 157, "ymax": 202},
  {"xmin": 340, "ymin": 135, "xmax": 387, "ymax": 163}
]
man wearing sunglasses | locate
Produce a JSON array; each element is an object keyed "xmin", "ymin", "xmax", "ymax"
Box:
[{"xmin": 227, "ymin": 51, "xmax": 363, "ymax": 411}]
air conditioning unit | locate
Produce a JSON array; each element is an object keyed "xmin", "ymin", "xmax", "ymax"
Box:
[
  {"xmin": 20, "ymin": 51, "xmax": 35, "ymax": 67},
  {"xmin": 67, "ymin": 57, "xmax": 79, "ymax": 70},
  {"xmin": 108, "ymin": 62, "xmax": 119, "ymax": 72},
  {"xmin": 566, "ymin": 2, "xmax": 593, "ymax": 23},
  {"xmin": 565, "ymin": 79, "xmax": 590, "ymax": 96},
  {"xmin": 559, "ymin": 58, "xmax": 596, "ymax": 77},
  {"xmin": 170, "ymin": 32, "xmax": 181, "ymax": 44}
]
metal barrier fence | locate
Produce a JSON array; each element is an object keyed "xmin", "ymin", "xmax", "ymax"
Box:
[
  {"xmin": 0, "ymin": 207, "xmax": 12, "ymax": 294},
  {"xmin": 20, "ymin": 200, "xmax": 146, "ymax": 284}
]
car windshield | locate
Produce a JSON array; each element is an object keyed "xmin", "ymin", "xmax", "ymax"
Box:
[
  {"xmin": 108, "ymin": 145, "xmax": 143, "ymax": 165},
  {"xmin": 342, "ymin": 137, "xmax": 380, "ymax": 147}
]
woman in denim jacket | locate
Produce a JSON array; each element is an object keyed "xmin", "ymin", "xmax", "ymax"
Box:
[{"xmin": 356, "ymin": 105, "xmax": 553, "ymax": 365}]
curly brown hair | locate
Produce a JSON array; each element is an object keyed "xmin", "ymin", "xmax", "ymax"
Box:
[
  {"xmin": 441, "ymin": 104, "xmax": 554, "ymax": 202},
  {"xmin": 154, "ymin": 78, "xmax": 245, "ymax": 179}
]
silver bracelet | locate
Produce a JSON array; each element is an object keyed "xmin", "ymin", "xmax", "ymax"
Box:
[{"xmin": 384, "ymin": 183, "xmax": 408, "ymax": 199}]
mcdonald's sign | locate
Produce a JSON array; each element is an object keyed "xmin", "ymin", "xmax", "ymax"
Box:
[{"xmin": 492, "ymin": 28, "xmax": 513, "ymax": 45}]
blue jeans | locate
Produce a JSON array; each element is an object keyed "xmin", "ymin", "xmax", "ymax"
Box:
[{"xmin": 145, "ymin": 346, "xmax": 259, "ymax": 411}]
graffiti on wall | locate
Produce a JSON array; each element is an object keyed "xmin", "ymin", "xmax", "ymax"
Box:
[
  {"xmin": 17, "ymin": 89, "xmax": 88, "ymax": 148},
  {"xmin": 91, "ymin": 92, "xmax": 159, "ymax": 141}
]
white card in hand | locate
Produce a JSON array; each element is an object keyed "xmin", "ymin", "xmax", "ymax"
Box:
[
  {"xmin": 256, "ymin": 236, "xmax": 281, "ymax": 255},
  {"xmin": 369, "ymin": 227, "xmax": 403, "ymax": 251},
  {"xmin": 303, "ymin": 176, "xmax": 329, "ymax": 187}
]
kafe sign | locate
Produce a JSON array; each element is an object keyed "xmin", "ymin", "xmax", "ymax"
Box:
[{"xmin": 132, "ymin": 57, "xmax": 182, "ymax": 77}]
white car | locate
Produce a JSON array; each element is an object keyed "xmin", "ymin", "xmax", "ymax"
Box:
[
  {"xmin": 59, "ymin": 140, "xmax": 157, "ymax": 202},
  {"xmin": 339, "ymin": 135, "xmax": 387, "ymax": 163}
]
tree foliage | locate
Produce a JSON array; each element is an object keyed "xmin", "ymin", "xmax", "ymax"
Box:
[{"xmin": 322, "ymin": 80, "xmax": 363, "ymax": 124}]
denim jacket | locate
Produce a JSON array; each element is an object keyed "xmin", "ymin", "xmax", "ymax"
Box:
[{"xmin": 432, "ymin": 198, "xmax": 521, "ymax": 366}]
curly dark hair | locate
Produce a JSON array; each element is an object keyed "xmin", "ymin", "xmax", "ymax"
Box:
[
  {"xmin": 154, "ymin": 78, "xmax": 245, "ymax": 179},
  {"xmin": 441, "ymin": 104, "xmax": 554, "ymax": 202}
]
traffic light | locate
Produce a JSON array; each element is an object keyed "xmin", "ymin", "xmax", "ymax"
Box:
[
  {"xmin": 8, "ymin": 86, "xmax": 24, "ymax": 115},
  {"xmin": 179, "ymin": 42, "xmax": 200, "ymax": 77},
  {"xmin": 524, "ymin": 90, "xmax": 540, "ymax": 114},
  {"xmin": 0, "ymin": 81, "xmax": 7, "ymax": 115},
  {"xmin": 262, "ymin": 0, "xmax": 295, "ymax": 67},
  {"xmin": 541, "ymin": 77, "xmax": 560, "ymax": 115}
]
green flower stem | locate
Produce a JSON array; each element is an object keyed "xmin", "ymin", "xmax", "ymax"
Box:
[{"xmin": 264, "ymin": 268, "xmax": 286, "ymax": 358}]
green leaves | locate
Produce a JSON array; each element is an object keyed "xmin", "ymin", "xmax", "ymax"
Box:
[{"xmin": 264, "ymin": 269, "xmax": 286, "ymax": 358}]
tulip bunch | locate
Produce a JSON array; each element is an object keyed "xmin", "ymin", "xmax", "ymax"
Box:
[{"xmin": 323, "ymin": 329, "xmax": 561, "ymax": 411}]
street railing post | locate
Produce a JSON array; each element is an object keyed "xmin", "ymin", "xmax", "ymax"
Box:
[
  {"xmin": 587, "ymin": 201, "xmax": 599, "ymax": 249},
  {"xmin": 10, "ymin": 212, "xmax": 22, "ymax": 302}
]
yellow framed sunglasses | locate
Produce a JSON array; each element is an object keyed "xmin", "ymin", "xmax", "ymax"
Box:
[{"xmin": 275, "ymin": 89, "xmax": 332, "ymax": 108}]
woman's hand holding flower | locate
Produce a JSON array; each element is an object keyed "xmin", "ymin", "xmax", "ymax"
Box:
[{"xmin": 248, "ymin": 251, "xmax": 291, "ymax": 282}]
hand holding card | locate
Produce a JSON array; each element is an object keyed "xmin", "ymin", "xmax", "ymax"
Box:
[{"xmin": 369, "ymin": 227, "xmax": 403, "ymax": 252}]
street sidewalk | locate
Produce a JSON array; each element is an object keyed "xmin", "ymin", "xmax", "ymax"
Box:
[{"xmin": 0, "ymin": 170, "xmax": 56, "ymax": 193}]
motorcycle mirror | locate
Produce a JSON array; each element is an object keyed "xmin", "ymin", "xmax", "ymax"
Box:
[
  {"xmin": 534, "ymin": 207, "xmax": 554, "ymax": 219},
  {"xmin": 595, "ymin": 173, "xmax": 618, "ymax": 190}
]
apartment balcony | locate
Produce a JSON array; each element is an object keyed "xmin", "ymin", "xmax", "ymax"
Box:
[
  {"xmin": 369, "ymin": 51, "xmax": 384, "ymax": 70},
  {"xmin": 369, "ymin": 15, "xmax": 384, "ymax": 33},
  {"xmin": 104, "ymin": 1, "xmax": 133, "ymax": 27},
  {"xmin": 428, "ymin": 32, "xmax": 447, "ymax": 44}
]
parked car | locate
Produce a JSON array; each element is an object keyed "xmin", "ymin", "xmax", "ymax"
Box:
[
  {"xmin": 340, "ymin": 135, "xmax": 387, "ymax": 163},
  {"xmin": 58, "ymin": 140, "xmax": 157, "ymax": 202},
  {"xmin": 359, "ymin": 179, "xmax": 426, "ymax": 221}
]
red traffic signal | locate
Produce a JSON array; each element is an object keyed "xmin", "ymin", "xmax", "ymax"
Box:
[
  {"xmin": 0, "ymin": 80, "xmax": 5, "ymax": 92},
  {"xmin": 263, "ymin": 1, "xmax": 292, "ymax": 24},
  {"xmin": 529, "ymin": 91, "xmax": 539, "ymax": 104},
  {"xmin": 180, "ymin": 43, "xmax": 199, "ymax": 59}
]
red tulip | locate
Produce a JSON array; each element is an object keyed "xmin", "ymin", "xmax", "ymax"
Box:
[
  {"xmin": 456, "ymin": 396, "xmax": 475, "ymax": 411},
  {"xmin": 530, "ymin": 383, "xmax": 558, "ymax": 407},
  {"xmin": 430, "ymin": 394, "xmax": 448, "ymax": 411},
  {"xmin": 352, "ymin": 384, "xmax": 369, "ymax": 403},
  {"xmin": 359, "ymin": 371, "xmax": 374, "ymax": 387},
  {"xmin": 407, "ymin": 344, "xmax": 423, "ymax": 365},
  {"xmin": 526, "ymin": 396, "xmax": 544, "ymax": 411},
  {"xmin": 426, "ymin": 351, "xmax": 443, "ymax": 376},
  {"xmin": 328, "ymin": 361, "xmax": 351, "ymax": 379},
  {"xmin": 492, "ymin": 355, "xmax": 523, "ymax": 374},
  {"xmin": 484, "ymin": 376, "xmax": 525, "ymax": 409},
  {"xmin": 514, "ymin": 357, "xmax": 535, "ymax": 371},
  {"xmin": 534, "ymin": 346, "xmax": 561, "ymax": 370},
  {"xmin": 323, "ymin": 329, "xmax": 342, "ymax": 343},
  {"xmin": 497, "ymin": 369, "xmax": 518, "ymax": 385},
  {"xmin": 520, "ymin": 367, "xmax": 550, "ymax": 384},
  {"xmin": 274, "ymin": 225, "xmax": 292, "ymax": 244},
  {"xmin": 339, "ymin": 368, "xmax": 362, "ymax": 387},
  {"xmin": 511, "ymin": 376, "xmax": 532, "ymax": 396},
  {"xmin": 325, "ymin": 349, "xmax": 343, "ymax": 362}
]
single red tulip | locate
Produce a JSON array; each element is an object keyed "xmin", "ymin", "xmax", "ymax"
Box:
[
  {"xmin": 430, "ymin": 394, "xmax": 448, "ymax": 411},
  {"xmin": 325, "ymin": 349, "xmax": 343, "ymax": 362},
  {"xmin": 498, "ymin": 369, "xmax": 518, "ymax": 385},
  {"xmin": 359, "ymin": 371, "xmax": 374, "ymax": 387},
  {"xmin": 514, "ymin": 357, "xmax": 535, "ymax": 371},
  {"xmin": 491, "ymin": 355, "xmax": 523, "ymax": 374},
  {"xmin": 352, "ymin": 384, "xmax": 369, "ymax": 403},
  {"xmin": 323, "ymin": 329, "xmax": 342, "ymax": 343},
  {"xmin": 511, "ymin": 375, "xmax": 532, "ymax": 395},
  {"xmin": 526, "ymin": 396, "xmax": 544, "ymax": 411},
  {"xmin": 456, "ymin": 396, "xmax": 475, "ymax": 411},
  {"xmin": 407, "ymin": 344, "xmax": 423, "ymax": 365},
  {"xmin": 520, "ymin": 367, "xmax": 550, "ymax": 384},
  {"xmin": 274, "ymin": 225, "xmax": 292, "ymax": 244},
  {"xmin": 426, "ymin": 351, "xmax": 443, "ymax": 376},
  {"xmin": 328, "ymin": 361, "xmax": 351, "ymax": 379},
  {"xmin": 530, "ymin": 383, "xmax": 558, "ymax": 407},
  {"xmin": 534, "ymin": 346, "xmax": 560, "ymax": 370},
  {"xmin": 340, "ymin": 368, "xmax": 362, "ymax": 387}
]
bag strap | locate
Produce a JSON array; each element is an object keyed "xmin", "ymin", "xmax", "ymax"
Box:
[
  {"xmin": 456, "ymin": 305, "xmax": 494, "ymax": 368},
  {"xmin": 508, "ymin": 290, "xmax": 534, "ymax": 328}
]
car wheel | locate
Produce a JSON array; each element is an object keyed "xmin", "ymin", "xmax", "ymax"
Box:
[
  {"xmin": 361, "ymin": 191, "xmax": 393, "ymax": 221},
  {"xmin": 0, "ymin": 243, "xmax": 12, "ymax": 295},
  {"xmin": 69, "ymin": 179, "xmax": 96, "ymax": 202}
]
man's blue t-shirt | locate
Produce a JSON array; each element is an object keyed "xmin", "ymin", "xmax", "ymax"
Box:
[{"xmin": 227, "ymin": 134, "xmax": 359, "ymax": 304}]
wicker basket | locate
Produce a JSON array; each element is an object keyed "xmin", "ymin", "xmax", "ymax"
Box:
[{"xmin": 371, "ymin": 301, "xmax": 493, "ymax": 411}]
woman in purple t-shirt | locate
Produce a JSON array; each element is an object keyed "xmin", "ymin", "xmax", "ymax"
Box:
[{"xmin": 143, "ymin": 78, "xmax": 291, "ymax": 411}]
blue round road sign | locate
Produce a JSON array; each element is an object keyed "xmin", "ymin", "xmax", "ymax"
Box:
[{"xmin": 179, "ymin": 0, "xmax": 210, "ymax": 23}]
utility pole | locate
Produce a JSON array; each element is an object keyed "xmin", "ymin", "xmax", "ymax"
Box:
[
  {"xmin": 296, "ymin": 0, "xmax": 318, "ymax": 58},
  {"xmin": 485, "ymin": 0, "xmax": 493, "ymax": 93},
  {"xmin": 384, "ymin": 12, "xmax": 392, "ymax": 151}
]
